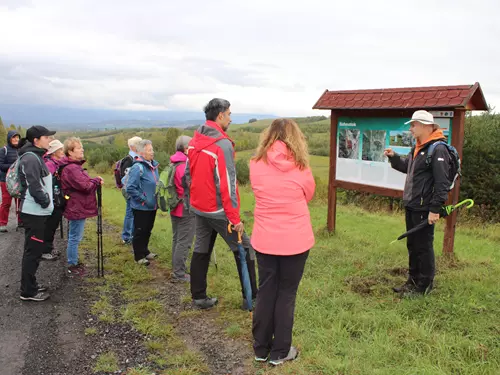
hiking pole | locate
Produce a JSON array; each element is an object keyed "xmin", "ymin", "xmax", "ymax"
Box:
[
  {"xmin": 228, "ymin": 224, "xmax": 252, "ymax": 312},
  {"xmin": 390, "ymin": 199, "xmax": 474, "ymax": 244},
  {"xmin": 97, "ymin": 185, "xmax": 104, "ymax": 277},
  {"xmin": 60, "ymin": 217, "xmax": 64, "ymax": 239}
]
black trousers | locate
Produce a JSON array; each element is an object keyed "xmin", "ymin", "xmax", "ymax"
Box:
[
  {"xmin": 405, "ymin": 209, "xmax": 435, "ymax": 288},
  {"xmin": 20, "ymin": 213, "xmax": 48, "ymax": 297},
  {"xmin": 252, "ymin": 250, "xmax": 309, "ymax": 361},
  {"xmin": 43, "ymin": 207, "xmax": 63, "ymax": 254},
  {"xmin": 132, "ymin": 209, "xmax": 157, "ymax": 261}
]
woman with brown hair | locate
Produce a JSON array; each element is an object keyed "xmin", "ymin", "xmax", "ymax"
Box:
[{"xmin": 250, "ymin": 118, "xmax": 315, "ymax": 366}]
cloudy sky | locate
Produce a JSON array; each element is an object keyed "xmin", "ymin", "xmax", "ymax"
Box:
[{"xmin": 0, "ymin": 0, "xmax": 498, "ymax": 116}]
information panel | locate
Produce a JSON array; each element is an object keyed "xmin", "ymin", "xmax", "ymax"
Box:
[{"xmin": 336, "ymin": 114, "xmax": 452, "ymax": 190}]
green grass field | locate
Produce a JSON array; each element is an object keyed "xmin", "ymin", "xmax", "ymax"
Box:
[{"xmin": 94, "ymin": 174, "xmax": 500, "ymax": 375}]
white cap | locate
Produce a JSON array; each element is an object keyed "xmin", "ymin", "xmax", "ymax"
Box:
[
  {"xmin": 405, "ymin": 110, "xmax": 435, "ymax": 125},
  {"xmin": 47, "ymin": 139, "xmax": 64, "ymax": 155}
]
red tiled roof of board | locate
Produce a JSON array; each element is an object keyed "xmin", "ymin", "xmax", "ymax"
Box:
[{"xmin": 313, "ymin": 82, "xmax": 488, "ymax": 111}]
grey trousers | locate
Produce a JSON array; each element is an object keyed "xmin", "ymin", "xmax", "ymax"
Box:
[
  {"xmin": 171, "ymin": 213, "xmax": 195, "ymax": 278},
  {"xmin": 193, "ymin": 215, "xmax": 254, "ymax": 259}
]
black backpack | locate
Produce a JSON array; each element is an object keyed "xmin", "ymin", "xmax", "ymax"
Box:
[
  {"xmin": 53, "ymin": 164, "xmax": 69, "ymax": 209},
  {"xmin": 425, "ymin": 141, "xmax": 461, "ymax": 191}
]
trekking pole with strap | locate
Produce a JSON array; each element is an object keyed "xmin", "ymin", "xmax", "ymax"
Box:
[
  {"xmin": 97, "ymin": 185, "xmax": 104, "ymax": 277},
  {"xmin": 390, "ymin": 199, "xmax": 474, "ymax": 244}
]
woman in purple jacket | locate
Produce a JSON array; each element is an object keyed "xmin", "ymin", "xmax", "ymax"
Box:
[{"xmin": 60, "ymin": 137, "xmax": 103, "ymax": 276}]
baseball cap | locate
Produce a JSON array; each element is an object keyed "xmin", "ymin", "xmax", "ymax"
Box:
[
  {"xmin": 47, "ymin": 139, "xmax": 64, "ymax": 155},
  {"xmin": 404, "ymin": 110, "xmax": 435, "ymax": 125},
  {"xmin": 26, "ymin": 126, "xmax": 56, "ymax": 143}
]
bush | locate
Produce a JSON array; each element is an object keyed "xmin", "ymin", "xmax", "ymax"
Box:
[
  {"xmin": 236, "ymin": 159, "xmax": 250, "ymax": 185},
  {"xmin": 94, "ymin": 161, "xmax": 111, "ymax": 174},
  {"xmin": 249, "ymin": 118, "xmax": 257, "ymax": 123}
]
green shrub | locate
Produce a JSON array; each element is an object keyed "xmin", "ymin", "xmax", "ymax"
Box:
[
  {"xmin": 94, "ymin": 161, "xmax": 111, "ymax": 174},
  {"xmin": 235, "ymin": 158, "xmax": 250, "ymax": 185}
]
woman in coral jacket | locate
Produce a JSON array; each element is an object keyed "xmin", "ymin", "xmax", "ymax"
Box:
[{"xmin": 250, "ymin": 118, "xmax": 315, "ymax": 366}]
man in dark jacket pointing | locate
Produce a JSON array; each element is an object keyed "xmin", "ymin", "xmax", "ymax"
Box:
[{"xmin": 385, "ymin": 110, "xmax": 451, "ymax": 298}]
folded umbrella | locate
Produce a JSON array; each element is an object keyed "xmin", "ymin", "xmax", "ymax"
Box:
[
  {"xmin": 391, "ymin": 199, "xmax": 474, "ymax": 244},
  {"xmin": 228, "ymin": 224, "xmax": 253, "ymax": 312}
]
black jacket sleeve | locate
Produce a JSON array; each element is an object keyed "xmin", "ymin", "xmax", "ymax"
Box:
[
  {"xmin": 429, "ymin": 145, "xmax": 451, "ymax": 214},
  {"xmin": 21, "ymin": 154, "xmax": 50, "ymax": 208},
  {"xmin": 389, "ymin": 151, "xmax": 411, "ymax": 174},
  {"xmin": 0, "ymin": 147, "xmax": 9, "ymax": 172}
]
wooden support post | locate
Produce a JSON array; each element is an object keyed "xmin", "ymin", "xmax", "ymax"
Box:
[
  {"xmin": 327, "ymin": 111, "xmax": 339, "ymax": 232},
  {"xmin": 443, "ymin": 109, "xmax": 466, "ymax": 254}
]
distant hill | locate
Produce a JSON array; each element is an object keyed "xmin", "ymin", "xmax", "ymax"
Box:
[{"xmin": 0, "ymin": 103, "xmax": 276, "ymax": 130}]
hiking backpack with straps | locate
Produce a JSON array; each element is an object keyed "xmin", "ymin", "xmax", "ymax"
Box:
[
  {"xmin": 121, "ymin": 163, "xmax": 144, "ymax": 200},
  {"xmin": 52, "ymin": 164, "xmax": 69, "ymax": 209},
  {"xmin": 114, "ymin": 155, "xmax": 133, "ymax": 189},
  {"xmin": 6, "ymin": 152, "xmax": 43, "ymax": 198},
  {"xmin": 157, "ymin": 162, "xmax": 183, "ymax": 212},
  {"xmin": 425, "ymin": 141, "xmax": 462, "ymax": 191}
]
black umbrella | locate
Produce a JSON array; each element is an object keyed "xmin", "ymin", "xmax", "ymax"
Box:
[{"xmin": 391, "ymin": 199, "xmax": 474, "ymax": 243}]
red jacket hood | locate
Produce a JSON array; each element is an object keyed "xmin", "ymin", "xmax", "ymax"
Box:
[{"xmin": 191, "ymin": 120, "xmax": 234, "ymax": 150}]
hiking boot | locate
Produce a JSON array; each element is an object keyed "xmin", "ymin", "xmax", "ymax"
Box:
[
  {"xmin": 254, "ymin": 355, "xmax": 268, "ymax": 362},
  {"xmin": 401, "ymin": 282, "xmax": 434, "ymax": 299},
  {"xmin": 269, "ymin": 346, "xmax": 298, "ymax": 366},
  {"xmin": 122, "ymin": 239, "xmax": 132, "ymax": 245},
  {"xmin": 20, "ymin": 292, "xmax": 50, "ymax": 302},
  {"xmin": 0, "ymin": 226, "xmax": 7, "ymax": 233},
  {"xmin": 68, "ymin": 265, "xmax": 86, "ymax": 276},
  {"xmin": 193, "ymin": 297, "xmax": 218, "ymax": 310},
  {"xmin": 393, "ymin": 279, "xmax": 416, "ymax": 293},
  {"xmin": 171, "ymin": 274, "xmax": 191, "ymax": 283},
  {"xmin": 137, "ymin": 258, "xmax": 150, "ymax": 266},
  {"xmin": 37, "ymin": 284, "xmax": 48, "ymax": 292},
  {"xmin": 41, "ymin": 253, "xmax": 58, "ymax": 261},
  {"xmin": 146, "ymin": 253, "xmax": 157, "ymax": 261}
]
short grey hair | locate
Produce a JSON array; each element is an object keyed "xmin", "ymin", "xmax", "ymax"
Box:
[
  {"xmin": 175, "ymin": 135, "xmax": 192, "ymax": 152},
  {"xmin": 128, "ymin": 136, "xmax": 142, "ymax": 148},
  {"xmin": 136, "ymin": 139, "xmax": 153, "ymax": 153}
]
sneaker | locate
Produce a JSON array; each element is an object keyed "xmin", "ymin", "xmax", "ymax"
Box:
[
  {"xmin": 136, "ymin": 258, "xmax": 150, "ymax": 266},
  {"xmin": 171, "ymin": 274, "xmax": 191, "ymax": 283},
  {"xmin": 37, "ymin": 284, "xmax": 48, "ymax": 292},
  {"xmin": 146, "ymin": 253, "xmax": 157, "ymax": 260},
  {"xmin": 393, "ymin": 280, "xmax": 416, "ymax": 293},
  {"xmin": 41, "ymin": 253, "xmax": 58, "ymax": 261},
  {"xmin": 0, "ymin": 226, "xmax": 7, "ymax": 233},
  {"xmin": 269, "ymin": 346, "xmax": 298, "ymax": 366},
  {"xmin": 20, "ymin": 292, "xmax": 50, "ymax": 302},
  {"xmin": 254, "ymin": 356, "xmax": 268, "ymax": 362},
  {"xmin": 68, "ymin": 265, "xmax": 86, "ymax": 276},
  {"xmin": 193, "ymin": 297, "xmax": 218, "ymax": 310}
]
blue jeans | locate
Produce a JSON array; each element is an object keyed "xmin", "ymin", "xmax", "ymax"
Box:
[
  {"xmin": 122, "ymin": 199, "xmax": 134, "ymax": 242},
  {"xmin": 67, "ymin": 219, "xmax": 86, "ymax": 266}
]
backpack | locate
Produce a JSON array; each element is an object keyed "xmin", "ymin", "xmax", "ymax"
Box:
[
  {"xmin": 114, "ymin": 155, "xmax": 133, "ymax": 188},
  {"xmin": 426, "ymin": 141, "xmax": 461, "ymax": 190},
  {"xmin": 157, "ymin": 162, "xmax": 183, "ymax": 212},
  {"xmin": 121, "ymin": 163, "xmax": 144, "ymax": 200},
  {"xmin": 6, "ymin": 152, "xmax": 43, "ymax": 198},
  {"xmin": 53, "ymin": 164, "xmax": 69, "ymax": 209}
]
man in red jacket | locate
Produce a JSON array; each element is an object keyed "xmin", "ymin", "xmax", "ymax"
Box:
[{"xmin": 186, "ymin": 98, "xmax": 257, "ymax": 309}]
